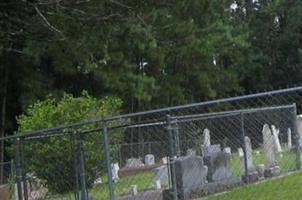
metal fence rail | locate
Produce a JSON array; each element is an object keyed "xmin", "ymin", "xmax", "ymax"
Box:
[{"xmin": 2, "ymin": 86, "xmax": 302, "ymax": 200}]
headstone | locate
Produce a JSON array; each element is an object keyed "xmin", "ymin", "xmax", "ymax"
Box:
[
  {"xmin": 238, "ymin": 147, "xmax": 245, "ymax": 175},
  {"xmin": 161, "ymin": 157, "xmax": 168, "ymax": 164},
  {"xmin": 111, "ymin": 163, "xmax": 120, "ymax": 182},
  {"xmin": 153, "ymin": 165, "xmax": 169, "ymax": 183},
  {"xmin": 202, "ymin": 144, "xmax": 221, "ymax": 157},
  {"xmin": 174, "ymin": 156, "xmax": 208, "ymax": 199},
  {"xmin": 130, "ymin": 185, "xmax": 138, "ymax": 196},
  {"xmin": 223, "ymin": 147, "xmax": 231, "ymax": 154},
  {"xmin": 145, "ymin": 154, "xmax": 155, "ymax": 166},
  {"xmin": 238, "ymin": 148, "xmax": 244, "ymax": 157},
  {"xmin": 244, "ymin": 136, "xmax": 254, "ymax": 172},
  {"xmin": 256, "ymin": 164, "xmax": 265, "ymax": 178},
  {"xmin": 271, "ymin": 125, "xmax": 282, "ymax": 152},
  {"xmin": 186, "ymin": 148, "xmax": 196, "ymax": 156},
  {"xmin": 288, "ymin": 128, "xmax": 292, "ymax": 149},
  {"xmin": 203, "ymin": 128, "xmax": 211, "ymax": 147},
  {"xmin": 155, "ymin": 180, "xmax": 161, "ymax": 190},
  {"xmin": 262, "ymin": 124, "xmax": 281, "ymax": 177},
  {"xmin": 125, "ymin": 158, "xmax": 144, "ymax": 168},
  {"xmin": 262, "ymin": 124, "xmax": 276, "ymax": 168},
  {"xmin": 204, "ymin": 152, "xmax": 232, "ymax": 182}
]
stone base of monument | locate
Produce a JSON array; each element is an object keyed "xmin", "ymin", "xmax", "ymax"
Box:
[
  {"xmin": 162, "ymin": 178, "xmax": 243, "ymax": 200},
  {"xmin": 241, "ymin": 171, "xmax": 259, "ymax": 183},
  {"xmin": 264, "ymin": 166, "xmax": 281, "ymax": 178}
]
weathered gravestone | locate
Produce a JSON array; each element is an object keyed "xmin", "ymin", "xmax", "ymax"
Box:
[
  {"xmin": 256, "ymin": 164, "xmax": 265, "ymax": 178},
  {"xmin": 238, "ymin": 148, "xmax": 245, "ymax": 175},
  {"xmin": 161, "ymin": 157, "xmax": 168, "ymax": 164},
  {"xmin": 163, "ymin": 156, "xmax": 208, "ymax": 200},
  {"xmin": 223, "ymin": 147, "xmax": 231, "ymax": 154},
  {"xmin": 271, "ymin": 125, "xmax": 282, "ymax": 153},
  {"xmin": 125, "ymin": 158, "xmax": 144, "ymax": 168},
  {"xmin": 204, "ymin": 151, "xmax": 232, "ymax": 182},
  {"xmin": 241, "ymin": 136, "xmax": 258, "ymax": 182},
  {"xmin": 145, "ymin": 154, "xmax": 155, "ymax": 166},
  {"xmin": 111, "ymin": 163, "xmax": 120, "ymax": 182},
  {"xmin": 201, "ymin": 144, "xmax": 221, "ymax": 157},
  {"xmin": 262, "ymin": 124, "xmax": 281, "ymax": 177}
]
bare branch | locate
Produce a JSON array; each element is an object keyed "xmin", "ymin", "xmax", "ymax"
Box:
[
  {"xmin": 109, "ymin": 0, "xmax": 132, "ymax": 9},
  {"xmin": 34, "ymin": 5, "xmax": 65, "ymax": 39}
]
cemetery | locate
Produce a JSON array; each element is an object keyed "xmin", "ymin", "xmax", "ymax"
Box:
[
  {"xmin": 66, "ymin": 105, "xmax": 300, "ymax": 200},
  {"xmin": 2, "ymin": 88, "xmax": 302, "ymax": 200}
]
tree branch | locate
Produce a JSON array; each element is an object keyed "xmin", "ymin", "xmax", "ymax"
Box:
[{"xmin": 34, "ymin": 5, "xmax": 65, "ymax": 39}]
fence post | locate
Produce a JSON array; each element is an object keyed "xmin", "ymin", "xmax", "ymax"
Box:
[
  {"xmin": 72, "ymin": 132, "xmax": 80, "ymax": 200},
  {"xmin": 103, "ymin": 123, "xmax": 115, "ymax": 200},
  {"xmin": 20, "ymin": 138, "xmax": 28, "ymax": 200},
  {"xmin": 240, "ymin": 112, "xmax": 249, "ymax": 183},
  {"xmin": 167, "ymin": 115, "xmax": 178, "ymax": 200},
  {"xmin": 75, "ymin": 132, "xmax": 88, "ymax": 200},
  {"xmin": 15, "ymin": 138, "xmax": 23, "ymax": 200},
  {"xmin": 173, "ymin": 122, "xmax": 181, "ymax": 157},
  {"xmin": 292, "ymin": 103, "xmax": 302, "ymax": 170}
]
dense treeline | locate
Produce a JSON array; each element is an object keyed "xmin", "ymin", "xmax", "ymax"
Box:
[{"xmin": 1, "ymin": 0, "xmax": 302, "ymax": 162}]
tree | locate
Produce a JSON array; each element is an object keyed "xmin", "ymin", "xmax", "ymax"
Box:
[{"xmin": 17, "ymin": 92, "xmax": 123, "ymax": 193}]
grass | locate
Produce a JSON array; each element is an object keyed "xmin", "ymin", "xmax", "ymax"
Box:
[
  {"xmin": 205, "ymin": 172, "xmax": 302, "ymax": 200},
  {"xmin": 49, "ymin": 147, "xmax": 298, "ymax": 199},
  {"xmin": 89, "ymin": 171, "xmax": 157, "ymax": 199},
  {"xmin": 230, "ymin": 147, "xmax": 297, "ymax": 177}
]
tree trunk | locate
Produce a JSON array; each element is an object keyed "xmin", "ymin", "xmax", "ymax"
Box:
[{"xmin": 0, "ymin": 56, "xmax": 8, "ymax": 185}]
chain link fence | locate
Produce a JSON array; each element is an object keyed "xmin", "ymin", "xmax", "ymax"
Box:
[{"xmin": 2, "ymin": 87, "xmax": 302, "ymax": 199}]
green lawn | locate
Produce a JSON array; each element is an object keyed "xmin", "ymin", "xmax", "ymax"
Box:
[
  {"xmin": 230, "ymin": 147, "xmax": 297, "ymax": 177},
  {"xmin": 89, "ymin": 171, "xmax": 158, "ymax": 200},
  {"xmin": 49, "ymin": 147, "xmax": 298, "ymax": 199},
  {"xmin": 205, "ymin": 172, "xmax": 302, "ymax": 200}
]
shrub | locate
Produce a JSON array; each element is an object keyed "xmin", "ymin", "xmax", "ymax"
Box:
[{"xmin": 17, "ymin": 92, "xmax": 123, "ymax": 193}]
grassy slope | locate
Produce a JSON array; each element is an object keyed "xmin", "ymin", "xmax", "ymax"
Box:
[{"xmin": 205, "ymin": 172, "xmax": 302, "ymax": 200}]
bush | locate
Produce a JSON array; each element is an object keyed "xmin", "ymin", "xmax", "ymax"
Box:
[{"xmin": 17, "ymin": 92, "xmax": 123, "ymax": 194}]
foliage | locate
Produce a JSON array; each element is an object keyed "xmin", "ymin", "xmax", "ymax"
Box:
[{"xmin": 17, "ymin": 92, "xmax": 123, "ymax": 193}]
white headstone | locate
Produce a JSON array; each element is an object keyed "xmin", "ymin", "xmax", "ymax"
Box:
[
  {"xmin": 130, "ymin": 185, "xmax": 138, "ymax": 196},
  {"xmin": 263, "ymin": 124, "xmax": 276, "ymax": 168},
  {"xmin": 238, "ymin": 148, "xmax": 244, "ymax": 157},
  {"xmin": 203, "ymin": 128, "xmax": 211, "ymax": 147},
  {"xmin": 223, "ymin": 147, "xmax": 231, "ymax": 154},
  {"xmin": 161, "ymin": 157, "xmax": 168, "ymax": 164},
  {"xmin": 144, "ymin": 154, "xmax": 155, "ymax": 166},
  {"xmin": 271, "ymin": 125, "xmax": 282, "ymax": 152},
  {"xmin": 155, "ymin": 180, "xmax": 161, "ymax": 190},
  {"xmin": 288, "ymin": 128, "xmax": 292, "ymax": 149},
  {"xmin": 111, "ymin": 163, "xmax": 120, "ymax": 182},
  {"xmin": 244, "ymin": 136, "xmax": 254, "ymax": 172}
]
